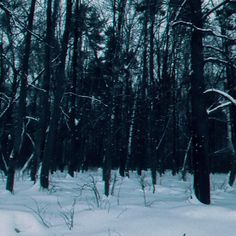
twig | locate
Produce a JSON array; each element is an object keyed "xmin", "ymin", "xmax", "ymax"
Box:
[
  {"xmin": 64, "ymin": 92, "xmax": 108, "ymax": 107},
  {"xmin": 202, "ymin": 0, "xmax": 230, "ymax": 21},
  {"xmin": 27, "ymin": 199, "xmax": 51, "ymax": 228},
  {"xmin": 57, "ymin": 198, "xmax": 77, "ymax": 230}
]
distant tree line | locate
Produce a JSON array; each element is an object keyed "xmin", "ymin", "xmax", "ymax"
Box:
[{"xmin": 0, "ymin": 0, "xmax": 236, "ymax": 204}]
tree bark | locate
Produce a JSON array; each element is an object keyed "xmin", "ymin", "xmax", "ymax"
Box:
[
  {"xmin": 40, "ymin": 0, "xmax": 72, "ymax": 189},
  {"xmin": 189, "ymin": 0, "xmax": 210, "ymax": 204},
  {"xmin": 219, "ymin": 14, "xmax": 236, "ymax": 186},
  {"xmin": 68, "ymin": 0, "xmax": 81, "ymax": 177},
  {"xmin": 30, "ymin": 0, "xmax": 52, "ymax": 182},
  {"xmin": 6, "ymin": 0, "xmax": 37, "ymax": 192}
]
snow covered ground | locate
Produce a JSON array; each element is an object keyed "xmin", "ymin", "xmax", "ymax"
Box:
[{"xmin": 0, "ymin": 170, "xmax": 235, "ymax": 236}]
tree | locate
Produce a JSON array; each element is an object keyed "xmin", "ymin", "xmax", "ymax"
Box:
[
  {"xmin": 219, "ymin": 5, "xmax": 236, "ymax": 186},
  {"xmin": 6, "ymin": 0, "xmax": 37, "ymax": 192},
  {"xmin": 40, "ymin": 0, "xmax": 72, "ymax": 189},
  {"xmin": 189, "ymin": 0, "xmax": 210, "ymax": 204},
  {"xmin": 67, "ymin": 0, "xmax": 81, "ymax": 177}
]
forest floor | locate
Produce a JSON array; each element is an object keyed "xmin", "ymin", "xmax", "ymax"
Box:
[{"xmin": 0, "ymin": 169, "xmax": 235, "ymax": 236}]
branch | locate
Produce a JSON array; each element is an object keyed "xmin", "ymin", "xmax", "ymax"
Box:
[
  {"xmin": 25, "ymin": 116, "xmax": 39, "ymax": 122},
  {"xmin": 181, "ymin": 137, "xmax": 192, "ymax": 181},
  {"xmin": 204, "ymin": 88, "xmax": 236, "ymax": 105},
  {"xmin": 204, "ymin": 45, "xmax": 225, "ymax": 55},
  {"xmin": 28, "ymin": 83, "xmax": 47, "ymax": 93},
  {"xmin": 206, "ymin": 101, "xmax": 231, "ymax": 114},
  {"xmin": 29, "ymin": 54, "xmax": 60, "ymax": 85},
  {"xmin": 156, "ymin": 116, "xmax": 171, "ymax": 151},
  {"xmin": 64, "ymin": 92, "xmax": 108, "ymax": 107},
  {"xmin": 173, "ymin": 0, "xmax": 188, "ymax": 22},
  {"xmin": 0, "ymin": 95, "xmax": 11, "ymax": 119},
  {"xmin": 202, "ymin": 0, "xmax": 231, "ymax": 21},
  {"xmin": 60, "ymin": 106, "xmax": 70, "ymax": 119},
  {"xmin": 20, "ymin": 153, "xmax": 34, "ymax": 176},
  {"xmin": 204, "ymin": 57, "xmax": 236, "ymax": 69},
  {"xmin": 172, "ymin": 20, "xmax": 236, "ymax": 41},
  {"xmin": 1, "ymin": 153, "xmax": 8, "ymax": 172},
  {"xmin": 0, "ymin": 3, "xmax": 51, "ymax": 46}
]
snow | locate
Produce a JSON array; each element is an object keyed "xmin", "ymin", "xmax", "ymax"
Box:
[{"xmin": 0, "ymin": 170, "xmax": 236, "ymax": 235}]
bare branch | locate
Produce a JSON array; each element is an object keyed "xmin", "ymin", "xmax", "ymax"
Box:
[
  {"xmin": 202, "ymin": 0, "xmax": 231, "ymax": 21},
  {"xmin": 0, "ymin": 99, "xmax": 11, "ymax": 119},
  {"xmin": 207, "ymin": 101, "xmax": 231, "ymax": 114},
  {"xmin": 181, "ymin": 137, "xmax": 192, "ymax": 181},
  {"xmin": 1, "ymin": 153, "xmax": 8, "ymax": 172},
  {"xmin": 29, "ymin": 54, "xmax": 61, "ymax": 85},
  {"xmin": 28, "ymin": 83, "xmax": 47, "ymax": 93},
  {"xmin": 173, "ymin": 0, "xmax": 188, "ymax": 22},
  {"xmin": 204, "ymin": 88, "xmax": 236, "ymax": 105},
  {"xmin": 156, "ymin": 116, "xmax": 171, "ymax": 151},
  {"xmin": 204, "ymin": 57, "xmax": 236, "ymax": 68},
  {"xmin": 204, "ymin": 45, "xmax": 225, "ymax": 55},
  {"xmin": 0, "ymin": 3, "xmax": 52, "ymax": 46},
  {"xmin": 60, "ymin": 106, "xmax": 70, "ymax": 119},
  {"xmin": 20, "ymin": 153, "xmax": 34, "ymax": 176},
  {"xmin": 172, "ymin": 20, "xmax": 236, "ymax": 41},
  {"xmin": 64, "ymin": 92, "xmax": 108, "ymax": 107},
  {"xmin": 25, "ymin": 116, "xmax": 39, "ymax": 122}
]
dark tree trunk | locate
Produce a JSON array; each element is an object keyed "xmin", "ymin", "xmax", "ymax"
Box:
[
  {"xmin": 6, "ymin": 0, "xmax": 36, "ymax": 192},
  {"xmin": 119, "ymin": 70, "xmax": 132, "ymax": 177},
  {"xmin": 40, "ymin": 0, "xmax": 72, "ymax": 189},
  {"xmin": 189, "ymin": 0, "xmax": 210, "ymax": 204},
  {"xmin": 103, "ymin": 0, "xmax": 128, "ymax": 195},
  {"xmin": 171, "ymin": 57, "xmax": 178, "ymax": 175},
  {"xmin": 219, "ymin": 16, "xmax": 236, "ymax": 186},
  {"xmin": 30, "ymin": 0, "xmax": 52, "ymax": 182},
  {"xmin": 227, "ymin": 64, "xmax": 236, "ymax": 186},
  {"xmin": 136, "ymin": 9, "xmax": 148, "ymax": 176},
  {"xmin": 68, "ymin": 0, "xmax": 81, "ymax": 177},
  {"xmin": 148, "ymin": 2, "xmax": 158, "ymax": 186},
  {"xmin": 0, "ymin": 41, "xmax": 4, "ymax": 91}
]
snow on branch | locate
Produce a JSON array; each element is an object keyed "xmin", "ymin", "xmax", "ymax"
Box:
[
  {"xmin": 206, "ymin": 101, "xmax": 231, "ymax": 114},
  {"xmin": 171, "ymin": 21, "xmax": 236, "ymax": 42},
  {"xmin": 204, "ymin": 57, "xmax": 236, "ymax": 68},
  {"xmin": 204, "ymin": 89, "xmax": 236, "ymax": 114},
  {"xmin": 204, "ymin": 88, "xmax": 236, "ymax": 114},
  {"xmin": 204, "ymin": 88, "xmax": 236, "ymax": 105}
]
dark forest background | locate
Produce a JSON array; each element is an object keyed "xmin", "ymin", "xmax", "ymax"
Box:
[{"xmin": 0, "ymin": 0, "xmax": 236, "ymax": 204}]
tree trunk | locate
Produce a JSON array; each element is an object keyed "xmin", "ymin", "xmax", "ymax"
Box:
[
  {"xmin": 227, "ymin": 68, "xmax": 236, "ymax": 186},
  {"xmin": 189, "ymin": 0, "xmax": 210, "ymax": 204},
  {"xmin": 40, "ymin": 0, "xmax": 72, "ymax": 189},
  {"xmin": 136, "ymin": 8, "xmax": 148, "ymax": 176},
  {"xmin": 68, "ymin": 0, "xmax": 81, "ymax": 177},
  {"xmin": 30, "ymin": 0, "xmax": 52, "ymax": 182},
  {"xmin": 0, "ymin": 41, "xmax": 4, "ymax": 91},
  {"xmin": 219, "ymin": 16, "xmax": 236, "ymax": 186},
  {"xmin": 6, "ymin": 0, "xmax": 36, "ymax": 192}
]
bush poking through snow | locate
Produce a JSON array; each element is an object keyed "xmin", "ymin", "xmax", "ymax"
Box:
[
  {"xmin": 57, "ymin": 198, "xmax": 77, "ymax": 230},
  {"xmin": 77, "ymin": 175, "xmax": 103, "ymax": 208},
  {"xmin": 28, "ymin": 199, "xmax": 51, "ymax": 228}
]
